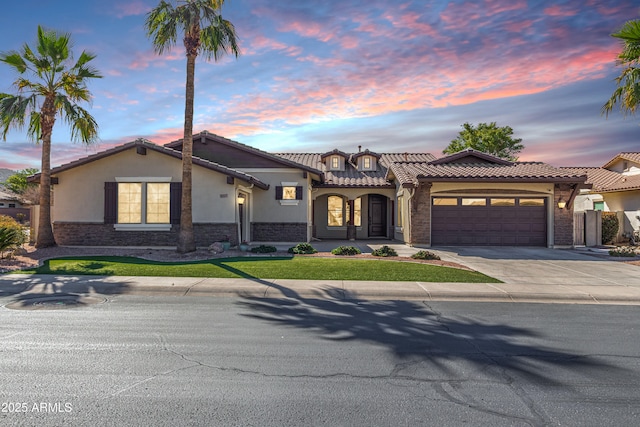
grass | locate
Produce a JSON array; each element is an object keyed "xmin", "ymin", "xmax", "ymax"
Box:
[{"xmin": 18, "ymin": 256, "xmax": 500, "ymax": 283}]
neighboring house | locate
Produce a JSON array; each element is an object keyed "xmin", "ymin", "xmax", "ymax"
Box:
[
  {"xmin": 31, "ymin": 131, "xmax": 588, "ymax": 248},
  {"xmin": 563, "ymin": 152, "xmax": 640, "ymax": 240},
  {"xmin": 0, "ymin": 187, "xmax": 23, "ymax": 209},
  {"xmin": 0, "ymin": 187, "xmax": 30, "ymax": 222}
]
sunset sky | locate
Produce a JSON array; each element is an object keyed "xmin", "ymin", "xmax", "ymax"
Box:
[{"xmin": 0, "ymin": 0, "xmax": 638, "ymax": 171}]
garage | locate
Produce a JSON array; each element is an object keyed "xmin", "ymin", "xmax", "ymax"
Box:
[{"xmin": 431, "ymin": 196, "xmax": 547, "ymax": 246}]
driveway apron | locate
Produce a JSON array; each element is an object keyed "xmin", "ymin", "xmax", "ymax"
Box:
[{"xmin": 433, "ymin": 247, "xmax": 640, "ymax": 287}]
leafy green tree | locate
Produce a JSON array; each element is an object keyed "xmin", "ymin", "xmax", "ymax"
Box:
[
  {"xmin": 4, "ymin": 168, "xmax": 39, "ymax": 194},
  {"xmin": 602, "ymin": 18, "xmax": 640, "ymax": 117},
  {"xmin": 443, "ymin": 122, "xmax": 524, "ymax": 161},
  {"xmin": 146, "ymin": 0, "xmax": 240, "ymax": 253},
  {"xmin": 0, "ymin": 26, "xmax": 101, "ymax": 247}
]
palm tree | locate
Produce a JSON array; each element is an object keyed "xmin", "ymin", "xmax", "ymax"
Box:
[
  {"xmin": 0, "ymin": 26, "xmax": 101, "ymax": 248},
  {"xmin": 145, "ymin": 0, "xmax": 240, "ymax": 253},
  {"xmin": 602, "ymin": 18, "xmax": 640, "ymax": 117}
]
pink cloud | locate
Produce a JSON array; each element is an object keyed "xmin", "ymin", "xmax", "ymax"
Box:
[
  {"xmin": 112, "ymin": 2, "xmax": 151, "ymax": 19},
  {"xmin": 543, "ymin": 5, "xmax": 579, "ymax": 17}
]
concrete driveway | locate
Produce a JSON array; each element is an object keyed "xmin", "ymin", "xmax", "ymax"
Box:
[{"xmin": 432, "ymin": 246, "xmax": 640, "ymax": 287}]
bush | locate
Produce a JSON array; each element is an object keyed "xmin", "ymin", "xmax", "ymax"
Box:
[
  {"xmin": 411, "ymin": 250, "xmax": 441, "ymax": 260},
  {"xmin": 250, "ymin": 245, "xmax": 277, "ymax": 253},
  {"xmin": 602, "ymin": 212, "xmax": 619, "ymax": 244},
  {"xmin": 371, "ymin": 245, "xmax": 398, "ymax": 257},
  {"xmin": 331, "ymin": 245, "xmax": 361, "ymax": 256},
  {"xmin": 288, "ymin": 243, "xmax": 318, "ymax": 254},
  {"xmin": 0, "ymin": 215, "xmax": 27, "ymax": 258},
  {"xmin": 609, "ymin": 246, "xmax": 637, "ymax": 257}
]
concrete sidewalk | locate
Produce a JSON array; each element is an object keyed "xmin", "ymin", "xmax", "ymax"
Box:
[{"xmin": 2, "ymin": 243, "xmax": 640, "ymax": 306}]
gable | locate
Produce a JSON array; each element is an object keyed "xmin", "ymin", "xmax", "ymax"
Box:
[{"xmin": 430, "ymin": 149, "xmax": 513, "ymax": 166}]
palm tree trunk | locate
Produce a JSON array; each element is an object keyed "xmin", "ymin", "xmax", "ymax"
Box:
[
  {"xmin": 36, "ymin": 102, "xmax": 56, "ymax": 248},
  {"xmin": 177, "ymin": 53, "xmax": 197, "ymax": 253}
]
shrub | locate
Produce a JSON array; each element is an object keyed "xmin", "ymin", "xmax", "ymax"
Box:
[
  {"xmin": 602, "ymin": 212, "xmax": 619, "ymax": 244},
  {"xmin": 609, "ymin": 246, "xmax": 637, "ymax": 257},
  {"xmin": 411, "ymin": 250, "xmax": 441, "ymax": 260},
  {"xmin": 0, "ymin": 215, "xmax": 27, "ymax": 258},
  {"xmin": 288, "ymin": 243, "xmax": 318, "ymax": 254},
  {"xmin": 371, "ymin": 245, "xmax": 398, "ymax": 257},
  {"xmin": 331, "ymin": 245, "xmax": 361, "ymax": 256},
  {"xmin": 250, "ymin": 245, "xmax": 277, "ymax": 253}
]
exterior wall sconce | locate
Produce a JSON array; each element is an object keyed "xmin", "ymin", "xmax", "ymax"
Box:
[
  {"xmin": 557, "ymin": 198, "xmax": 566, "ymax": 209},
  {"xmin": 237, "ymin": 194, "xmax": 245, "ymax": 204}
]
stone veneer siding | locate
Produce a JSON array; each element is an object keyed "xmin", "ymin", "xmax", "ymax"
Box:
[
  {"xmin": 553, "ymin": 186, "xmax": 575, "ymax": 246},
  {"xmin": 409, "ymin": 183, "xmax": 432, "ymax": 245},
  {"xmin": 251, "ymin": 222, "xmax": 307, "ymax": 242},
  {"xmin": 53, "ymin": 222, "xmax": 238, "ymax": 246}
]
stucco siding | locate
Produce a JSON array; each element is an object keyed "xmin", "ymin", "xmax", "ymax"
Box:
[{"xmin": 242, "ymin": 169, "xmax": 309, "ymax": 223}]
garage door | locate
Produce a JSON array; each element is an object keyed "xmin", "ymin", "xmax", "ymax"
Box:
[{"xmin": 431, "ymin": 197, "xmax": 547, "ymax": 246}]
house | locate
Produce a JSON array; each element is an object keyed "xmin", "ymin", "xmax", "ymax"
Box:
[
  {"xmin": 31, "ymin": 131, "xmax": 588, "ymax": 248},
  {"xmin": 563, "ymin": 152, "xmax": 640, "ymax": 241},
  {"xmin": 0, "ymin": 187, "xmax": 30, "ymax": 222}
]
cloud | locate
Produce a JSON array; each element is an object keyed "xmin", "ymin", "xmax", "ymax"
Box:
[{"xmin": 112, "ymin": 1, "xmax": 151, "ymax": 18}]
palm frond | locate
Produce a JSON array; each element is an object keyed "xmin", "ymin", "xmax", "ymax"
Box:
[
  {"xmin": 200, "ymin": 16, "xmax": 240, "ymax": 60},
  {"xmin": 0, "ymin": 94, "xmax": 38, "ymax": 140},
  {"xmin": 145, "ymin": 0, "xmax": 180, "ymax": 54},
  {"xmin": 59, "ymin": 97, "xmax": 99, "ymax": 144},
  {"xmin": 0, "ymin": 51, "xmax": 28, "ymax": 74}
]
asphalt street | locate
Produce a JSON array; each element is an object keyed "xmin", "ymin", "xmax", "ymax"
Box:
[{"xmin": 1, "ymin": 293, "xmax": 639, "ymax": 426}]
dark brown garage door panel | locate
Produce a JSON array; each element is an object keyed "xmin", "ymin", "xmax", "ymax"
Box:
[{"xmin": 431, "ymin": 198, "xmax": 547, "ymax": 246}]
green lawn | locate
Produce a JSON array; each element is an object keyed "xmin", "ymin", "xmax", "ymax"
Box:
[{"xmin": 18, "ymin": 256, "xmax": 500, "ymax": 283}]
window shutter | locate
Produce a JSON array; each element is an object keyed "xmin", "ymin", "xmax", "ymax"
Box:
[
  {"xmin": 104, "ymin": 182, "xmax": 117, "ymax": 224},
  {"xmin": 275, "ymin": 186, "xmax": 283, "ymax": 200},
  {"xmin": 295, "ymin": 186, "xmax": 303, "ymax": 200},
  {"xmin": 170, "ymin": 182, "xmax": 182, "ymax": 224}
]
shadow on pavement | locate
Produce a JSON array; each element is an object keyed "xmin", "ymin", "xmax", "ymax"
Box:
[
  {"xmin": 238, "ymin": 280, "xmax": 629, "ymax": 386},
  {"xmin": 0, "ymin": 275, "xmax": 132, "ymax": 307}
]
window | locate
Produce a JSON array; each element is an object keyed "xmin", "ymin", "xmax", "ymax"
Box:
[
  {"xmin": 433, "ymin": 198, "xmax": 458, "ymax": 206},
  {"xmin": 491, "ymin": 198, "xmax": 515, "ymax": 206},
  {"xmin": 276, "ymin": 183, "xmax": 303, "ymax": 205},
  {"xmin": 331, "ymin": 156, "xmax": 340, "ymax": 170},
  {"xmin": 593, "ymin": 201, "xmax": 605, "ymax": 211},
  {"xmin": 462, "ymin": 198, "xmax": 486, "ymax": 206},
  {"xmin": 519, "ymin": 198, "xmax": 545, "ymax": 206},
  {"xmin": 117, "ymin": 182, "xmax": 170, "ymax": 224},
  {"xmin": 363, "ymin": 157, "xmax": 371, "ymax": 169},
  {"xmin": 8, "ymin": 203, "xmax": 16, "ymax": 208},
  {"xmin": 397, "ymin": 196, "xmax": 403, "ymax": 227},
  {"xmin": 282, "ymin": 186, "xmax": 297, "ymax": 200},
  {"xmin": 328, "ymin": 195, "xmax": 344, "ymax": 226}
]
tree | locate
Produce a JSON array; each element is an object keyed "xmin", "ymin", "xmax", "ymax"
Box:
[
  {"xmin": 0, "ymin": 26, "xmax": 101, "ymax": 248},
  {"xmin": 443, "ymin": 122, "xmax": 524, "ymax": 161},
  {"xmin": 602, "ymin": 18, "xmax": 640, "ymax": 117},
  {"xmin": 4, "ymin": 168, "xmax": 39, "ymax": 194},
  {"xmin": 146, "ymin": 0, "xmax": 240, "ymax": 253}
]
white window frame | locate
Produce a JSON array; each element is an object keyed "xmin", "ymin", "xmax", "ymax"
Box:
[
  {"xmin": 279, "ymin": 181, "xmax": 300, "ymax": 206},
  {"xmin": 114, "ymin": 177, "xmax": 172, "ymax": 231}
]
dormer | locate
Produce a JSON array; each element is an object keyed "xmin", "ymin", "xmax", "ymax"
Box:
[
  {"xmin": 321, "ymin": 149, "xmax": 349, "ymax": 171},
  {"xmin": 351, "ymin": 149, "xmax": 381, "ymax": 171},
  {"xmin": 602, "ymin": 152, "xmax": 640, "ymax": 176}
]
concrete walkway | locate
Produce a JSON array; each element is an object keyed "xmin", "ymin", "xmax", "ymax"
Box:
[{"xmin": 2, "ymin": 242, "xmax": 640, "ymax": 305}]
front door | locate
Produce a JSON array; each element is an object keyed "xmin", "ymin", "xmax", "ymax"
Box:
[{"xmin": 368, "ymin": 195, "xmax": 387, "ymax": 237}]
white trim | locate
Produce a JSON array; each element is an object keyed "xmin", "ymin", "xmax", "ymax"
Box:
[
  {"xmin": 114, "ymin": 224, "xmax": 172, "ymax": 232},
  {"xmin": 116, "ymin": 177, "xmax": 172, "ymax": 182},
  {"xmin": 279, "ymin": 200, "xmax": 300, "ymax": 206}
]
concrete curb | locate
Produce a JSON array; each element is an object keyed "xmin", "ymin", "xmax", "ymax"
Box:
[{"xmin": 2, "ymin": 274, "xmax": 640, "ymax": 305}]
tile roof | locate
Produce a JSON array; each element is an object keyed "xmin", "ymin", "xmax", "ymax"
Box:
[
  {"xmin": 602, "ymin": 152, "xmax": 640, "ymax": 169},
  {"xmin": 396, "ymin": 161, "xmax": 588, "ymax": 183},
  {"xmin": 275, "ymin": 152, "xmax": 435, "ymax": 187},
  {"xmin": 166, "ymin": 131, "xmax": 323, "ymax": 177},
  {"xmin": 561, "ymin": 166, "xmax": 640, "ymax": 192},
  {"xmin": 31, "ymin": 139, "xmax": 270, "ymax": 190},
  {"xmin": 0, "ymin": 187, "xmax": 22, "ymax": 202}
]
